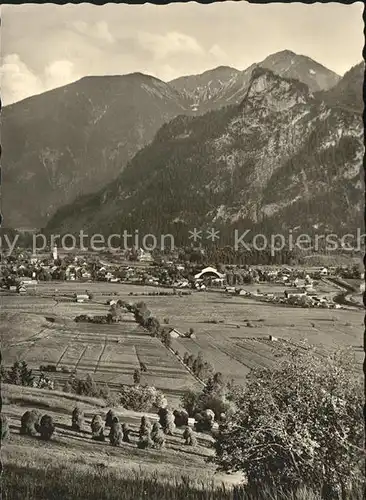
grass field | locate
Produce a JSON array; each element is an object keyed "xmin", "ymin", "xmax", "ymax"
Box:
[
  {"xmin": 1, "ymin": 383, "xmax": 240, "ymax": 489},
  {"xmin": 1, "ymin": 280, "xmax": 363, "ymax": 497},
  {"xmin": 1, "ymin": 281, "xmax": 363, "ymax": 396}
]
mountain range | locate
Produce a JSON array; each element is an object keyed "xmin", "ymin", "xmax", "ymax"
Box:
[
  {"xmin": 46, "ymin": 65, "xmax": 364, "ymax": 240},
  {"xmin": 170, "ymin": 50, "xmax": 341, "ymax": 112},
  {"xmin": 2, "ymin": 50, "xmax": 348, "ymax": 230}
]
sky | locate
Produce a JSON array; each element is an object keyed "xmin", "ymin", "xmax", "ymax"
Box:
[{"xmin": 0, "ymin": 2, "xmax": 364, "ymax": 105}]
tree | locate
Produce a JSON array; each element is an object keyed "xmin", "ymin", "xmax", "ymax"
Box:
[
  {"xmin": 39, "ymin": 414, "xmax": 55, "ymax": 440},
  {"xmin": 213, "ymin": 348, "xmax": 364, "ymax": 498},
  {"xmin": 6, "ymin": 361, "xmax": 22, "ymax": 385},
  {"xmin": 173, "ymin": 409, "xmax": 189, "ymax": 427},
  {"xmin": 160, "ymin": 328, "xmax": 172, "ymax": 348},
  {"xmin": 133, "ymin": 369, "xmax": 141, "ymax": 385},
  {"xmin": 84, "ymin": 373, "xmax": 99, "ymax": 397},
  {"xmin": 181, "ymin": 390, "xmax": 200, "ymax": 417},
  {"xmin": 1, "ymin": 414, "xmax": 10, "ymax": 441},
  {"xmin": 0, "ymin": 365, "xmax": 7, "ymax": 382},
  {"xmin": 119, "ymin": 384, "xmax": 164, "ymax": 412},
  {"xmin": 195, "ymin": 409, "xmax": 215, "ymax": 432}
]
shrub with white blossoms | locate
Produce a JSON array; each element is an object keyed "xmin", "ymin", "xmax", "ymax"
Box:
[{"xmin": 119, "ymin": 384, "xmax": 167, "ymax": 412}]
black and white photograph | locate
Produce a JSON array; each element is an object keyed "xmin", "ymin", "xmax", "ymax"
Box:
[{"xmin": 0, "ymin": 2, "xmax": 364, "ymax": 499}]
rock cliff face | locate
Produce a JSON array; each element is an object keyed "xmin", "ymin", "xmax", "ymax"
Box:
[
  {"xmin": 47, "ymin": 67, "xmax": 363, "ymax": 239},
  {"xmin": 1, "ymin": 73, "xmax": 188, "ymax": 229}
]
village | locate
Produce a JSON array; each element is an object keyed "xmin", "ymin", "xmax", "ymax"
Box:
[{"xmin": 1, "ymin": 243, "xmax": 363, "ymax": 311}]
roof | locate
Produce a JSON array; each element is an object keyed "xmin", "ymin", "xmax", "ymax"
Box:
[{"xmin": 194, "ymin": 266, "xmax": 225, "ymax": 280}]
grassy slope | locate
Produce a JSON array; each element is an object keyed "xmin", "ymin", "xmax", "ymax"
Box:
[{"xmin": 2, "ymin": 384, "xmax": 239, "ymax": 488}]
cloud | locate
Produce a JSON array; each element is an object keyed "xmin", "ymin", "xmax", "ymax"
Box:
[
  {"xmin": 44, "ymin": 60, "xmax": 81, "ymax": 89},
  {"xmin": 152, "ymin": 64, "xmax": 182, "ymax": 82},
  {"xmin": 209, "ymin": 44, "xmax": 227, "ymax": 61},
  {"xmin": 72, "ymin": 20, "xmax": 114, "ymax": 44},
  {"xmin": 137, "ymin": 31, "xmax": 204, "ymax": 59},
  {"xmin": 1, "ymin": 54, "xmax": 42, "ymax": 104},
  {"xmin": 1, "ymin": 54, "xmax": 80, "ymax": 104}
]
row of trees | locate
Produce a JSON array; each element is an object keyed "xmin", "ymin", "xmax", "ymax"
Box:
[{"xmin": 182, "ymin": 351, "xmax": 214, "ymax": 382}]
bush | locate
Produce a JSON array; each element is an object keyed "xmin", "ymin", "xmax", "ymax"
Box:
[
  {"xmin": 140, "ymin": 362, "xmax": 148, "ymax": 373},
  {"xmin": 214, "ymin": 348, "xmax": 364, "ymax": 498},
  {"xmin": 173, "ymin": 409, "xmax": 189, "ymax": 427},
  {"xmin": 6, "ymin": 360, "xmax": 34, "ymax": 386},
  {"xmin": 122, "ymin": 423, "xmax": 131, "ymax": 443},
  {"xmin": 71, "ymin": 407, "xmax": 84, "ymax": 431},
  {"xmin": 91, "ymin": 415, "xmax": 105, "ymax": 441},
  {"xmin": 109, "ymin": 421, "xmax": 123, "ymax": 447},
  {"xmin": 183, "ymin": 426, "xmax": 197, "ymax": 447},
  {"xmin": 66, "ymin": 373, "xmax": 109, "ymax": 398},
  {"xmin": 39, "ymin": 414, "xmax": 55, "ymax": 441},
  {"xmin": 1, "ymin": 414, "xmax": 10, "ymax": 441},
  {"xmin": 181, "ymin": 390, "xmax": 200, "ymax": 417},
  {"xmin": 158, "ymin": 408, "xmax": 175, "ymax": 435},
  {"xmin": 119, "ymin": 384, "xmax": 165, "ymax": 412},
  {"xmin": 20, "ymin": 410, "xmax": 41, "ymax": 436},
  {"xmin": 195, "ymin": 410, "xmax": 215, "ymax": 432},
  {"xmin": 105, "ymin": 410, "xmax": 116, "ymax": 428},
  {"xmin": 151, "ymin": 422, "xmax": 165, "ymax": 449}
]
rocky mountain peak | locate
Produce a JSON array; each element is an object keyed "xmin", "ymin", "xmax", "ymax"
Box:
[{"xmin": 242, "ymin": 67, "xmax": 312, "ymax": 112}]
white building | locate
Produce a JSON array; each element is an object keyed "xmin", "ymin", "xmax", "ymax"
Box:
[{"xmin": 52, "ymin": 245, "xmax": 58, "ymax": 261}]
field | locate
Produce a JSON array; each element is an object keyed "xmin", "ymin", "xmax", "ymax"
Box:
[
  {"xmin": 2, "ymin": 383, "xmax": 241, "ymax": 492},
  {"xmin": 1, "ymin": 279, "xmax": 363, "ymax": 496},
  {"xmin": 1, "ymin": 281, "xmax": 363, "ymax": 396}
]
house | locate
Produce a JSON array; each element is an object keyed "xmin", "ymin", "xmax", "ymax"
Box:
[
  {"xmin": 20, "ymin": 279, "xmax": 38, "ymax": 286},
  {"xmin": 194, "ymin": 266, "xmax": 225, "ymax": 281},
  {"xmin": 74, "ymin": 294, "xmax": 89, "ymax": 303},
  {"xmin": 320, "ymin": 267, "xmax": 329, "ymax": 277},
  {"xmin": 17, "ymin": 286, "xmax": 27, "ymax": 294},
  {"xmin": 138, "ymin": 249, "xmax": 153, "ymax": 263},
  {"xmin": 168, "ymin": 328, "xmax": 182, "ymax": 338},
  {"xmin": 284, "ymin": 288, "xmax": 307, "ymax": 299}
]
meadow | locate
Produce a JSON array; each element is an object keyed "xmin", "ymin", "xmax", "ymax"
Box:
[
  {"xmin": 1, "ymin": 280, "xmax": 363, "ymax": 498},
  {"xmin": 1, "ymin": 281, "xmax": 363, "ymax": 397},
  {"xmin": 1, "ymin": 383, "xmax": 237, "ymax": 491}
]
